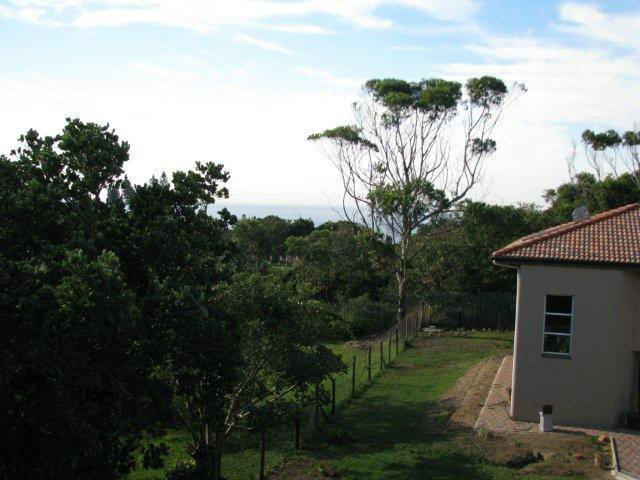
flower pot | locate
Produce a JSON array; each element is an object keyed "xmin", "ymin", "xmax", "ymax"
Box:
[{"xmin": 539, "ymin": 411, "xmax": 553, "ymax": 433}]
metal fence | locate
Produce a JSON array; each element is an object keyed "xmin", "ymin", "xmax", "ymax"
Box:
[{"xmin": 422, "ymin": 291, "xmax": 516, "ymax": 330}]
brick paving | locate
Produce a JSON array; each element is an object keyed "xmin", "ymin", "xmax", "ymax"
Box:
[{"xmin": 475, "ymin": 356, "xmax": 640, "ymax": 479}]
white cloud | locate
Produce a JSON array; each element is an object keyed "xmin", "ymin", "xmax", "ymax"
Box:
[
  {"xmin": 557, "ymin": 2, "xmax": 640, "ymax": 52},
  {"xmin": 294, "ymin": 66, "xmax": 363, "ymax": 89},
  {"xmin": 437, "ymin": 34, "xmax": 640, "ymax": 205},
  {"xmin": 233, "ymin": 34, "xmax": 295, "ymax": 55},
  {"xmin": 0, "ymin": 69, "xmax": 354, "ymax": 206},
  {"xmin": 262, "ymin": 23, "xmax": 332, "ymax": 35},
  {"xmin": 0, "ymin": 0, "xmax": 480, "ymax": 33}
]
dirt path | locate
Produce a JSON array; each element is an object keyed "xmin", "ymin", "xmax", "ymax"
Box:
[
  {"xmin": 440, "ymin": 356, "xmax": 610, "ymax": 479},
  {"xmin": 439, "ymin": 355, "xmax": 503, "ymax": 429}
]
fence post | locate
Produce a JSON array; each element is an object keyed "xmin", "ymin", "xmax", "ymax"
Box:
[
  {"xmin": 395, "ymin": 327, "xmax": 399, "ymax": 354},
  {"xmin": 418, "ymin": 302, "xmax": 423, "ymax": 333},
  {"xmin": 367, "ymin": 345, "xmax": 372, "ymax": 381},
  {"xmin": 380, "ymin": 341, "xmax": 384, "ymax": 371},
  {"xmin": 388, "ymin": 329, "xmax": 392, "ymax": 362},
  {"xmin": 294, "ymin": 411, "xmax": 300, "ymax": 452},
  {"xmin": 404, "ymin": 314, "xmax": 408, "ymax": 340},
  {"xmin": 351, "ymin": 355, "xmax": 356, "ymax": 397},
  {"xmin": 331, "ymin": 377, "xmax": 336, "ymax": 414},
  {"xmin": 259, "ymin": 431, "xmax": 266, "ymax": 480},
  {"xmin": 314, "ymin": 384, "xmax": 319, "ymax": 430}
]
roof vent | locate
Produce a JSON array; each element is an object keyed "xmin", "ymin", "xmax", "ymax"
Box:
[{"xmin": 572, "ymin": 205, "xmax": 590, "ymax": 221}]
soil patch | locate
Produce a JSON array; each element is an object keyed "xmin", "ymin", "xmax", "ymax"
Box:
[
  {"xmin": 439, "ymin": 356, "xmax": 610, "ymax": 479},
  {"xmin": 439, "ymin": 356, "xmax": 502, "ymax": 428}
]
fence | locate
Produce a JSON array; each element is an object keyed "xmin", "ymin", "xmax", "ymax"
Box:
[
  {"xmin": 421, "ymin": 291, "xmax": 516, "ymax": 330},
  {"xmin": 248, "ymin": 292, "xmax": 514, "ymax": 478}
]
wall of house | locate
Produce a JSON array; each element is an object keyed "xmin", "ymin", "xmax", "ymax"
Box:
[{"xmin": 510, "ymin": 264, "xmax": 639, "ymax": 428}]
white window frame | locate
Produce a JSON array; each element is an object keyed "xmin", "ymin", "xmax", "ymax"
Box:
[{"xmin": 542, "ymin": 295, "xmax": 573, "ymax": 356}]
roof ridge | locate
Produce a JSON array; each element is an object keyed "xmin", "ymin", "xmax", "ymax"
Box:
[{"xmin": 492, "ymin": 203, "xmax": 640, "ymax": 258}]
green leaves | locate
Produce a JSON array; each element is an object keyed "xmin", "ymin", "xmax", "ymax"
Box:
[
  {"xmin": 368, "ymin": 179, "xmax": 449, "ymax": 225},
  {"xmin": 582, "ymin": 129, "xmax": 622, "ymax": 150},
  {"xmin": 465, "ymin": 76, "xmax": 508, "ymax": 107},
  {"xmin": 415, "ymin": 78, "xmax": 462, "ymax": 113},
  {"xmin": 308, "ymin": 125, "xmax": 378, "ymax": 151},
  {"xmin": 364, "ymin": 77, "xmax": 463, "ymax": 115}
]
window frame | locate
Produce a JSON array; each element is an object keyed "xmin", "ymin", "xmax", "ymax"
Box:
[{"xmin": 542, "ymin": 294, "xmax": 573, "ymax": 357}]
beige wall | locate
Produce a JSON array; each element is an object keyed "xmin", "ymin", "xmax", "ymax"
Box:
[{"xmin": 510, "ymin": 264, "xmax": 640, "ymax": 428}]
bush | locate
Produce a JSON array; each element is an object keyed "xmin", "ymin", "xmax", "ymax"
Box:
[
  {"xmin": 142, "ymin": 442, "xmax": 170, "ymax": 469},
  {"xmin": 338, "ymin": 295, "xmax": 396, "ymax": 337},
  {"xmin": 164, "ymin": 460, "xmax": 200, "ymax": 480}
]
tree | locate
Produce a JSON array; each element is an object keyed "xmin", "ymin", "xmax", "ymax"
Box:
[
  {"xmin": 571, "ymin": 126, "xmax": 640, "ymax": 186},
  {"xmin": 0, "ymin": 120, "xmax": 151, "ymax": 480},
  {"xmin": 408, "ymin": 202, "xmax": 547, "ymax": 293},
  {"xmin": 544, "ymin": 171, "xmax": 640, "ymax": 222},
  {"xmin": 232, "ymin": 215, "xmax": 314, "ymax": 270},
  {"xmin": 168, "ymin": 272, "xmax": 343, "ymax": 479},
  {"xmin": 309, "ymin": 76, "xmax": 523, "ymax": 321},
  {"xmin": 286, "ymin": 222, "xmax": 392, "ymax": 303}
]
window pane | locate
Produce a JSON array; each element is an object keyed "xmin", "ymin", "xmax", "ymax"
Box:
[
  {"xmin": 544, "ymin": 314, "xmax": 571, "ymax": 334},
  {"xmin": 544, "ymin": 334, "xmax": 570, "ymax": 354},
  {"xmin": 546, "ymin": 295, "xmax": 572, "ymax": 314}
]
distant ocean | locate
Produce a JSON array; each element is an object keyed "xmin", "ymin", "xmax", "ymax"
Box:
[{"xmin": 210, "ymin": 203, "xmax": 345, "ymax": 226}]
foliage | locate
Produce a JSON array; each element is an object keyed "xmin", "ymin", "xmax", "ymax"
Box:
[
  {"xmin": 232, "ymin": 215, "xmax": 314, "ymax": 270},
  {"xmin": 543, "ymin": 172, "xmax": 640, "ymax": 223},
  {"xmin": 164, "ymin": 460, "xmax": 200, "ymax": 480},
  {"xmin": 286, "ymin": 221, "xmax": 392, "ymax": 303},
  {"xmin": 142, "ymin": 443, "xmax": 170, "ymax": 469},
  {"xmin": 409, "ymin": 202, "xmax": 549, "ymax": 293},
  {"xmin": 0, "ymin": 119, "xmax": 152, "ymax": 480}
]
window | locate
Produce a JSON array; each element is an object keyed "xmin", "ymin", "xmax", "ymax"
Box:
[{"xmin": 543, "ymin": 295, "xmax": 572, "ymax": 355}]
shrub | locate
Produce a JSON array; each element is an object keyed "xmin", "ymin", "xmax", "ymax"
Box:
[
  {"xmin": 142, "ymin": 442, "xmax": 170, "ymax": 469},
  {"xmin": 164, "ymin": 460, "xmax": 200, "ymax": 480}
]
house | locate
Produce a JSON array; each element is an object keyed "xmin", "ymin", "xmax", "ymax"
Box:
[{"xmin": 491, "ymin": 203, "xmax": 640, "ymax": 428}]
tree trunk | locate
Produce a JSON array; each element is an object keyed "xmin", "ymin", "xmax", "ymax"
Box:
[
  {"xmin": 195, "ymin": 440, "xmax": 223, "ymax": 480},
  {"xmin": 259, "ymin": 431, "xmax": 266, "ymax": 480},
  {"xmin": 396, "ymin": 268, "xmax": 406, "ymax": 325}
]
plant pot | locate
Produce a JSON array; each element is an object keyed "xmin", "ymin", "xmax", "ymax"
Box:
[{"xmin": 539, "ymin": 412, "xmax": 553, "ymax": 433}]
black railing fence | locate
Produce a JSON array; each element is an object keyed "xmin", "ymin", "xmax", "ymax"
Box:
[{"xmin": 421, "ymin": 291, "xmax": 516, "ymax": 330}]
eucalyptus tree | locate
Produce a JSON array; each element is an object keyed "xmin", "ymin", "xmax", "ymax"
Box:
[
  {"xmin": 573, "ymin": 127, "xmax": 640, "ymax": 185},
  {"xmin": 309, "ymin": 77, "xmax": 523, "ymax": 321}
]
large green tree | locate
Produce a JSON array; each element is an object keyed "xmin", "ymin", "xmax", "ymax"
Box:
[
  {"xmin": 232, "ymin": 215, "xmax": 314, "ymax": 270},
  {"xmin": 1, "ymin": 118, "xmax": 343, "ymax": 480},
  {"xmin": 0, "ymin": 120, "xmax": 151, "ymax": 479},
  {"xmin": 286, "ymin": 221, "xmax": 392, "ymax": 303},
  {"xmin": 309, "ymin": 77, "xmax": 523, "ymax": 321},
  {"xmin": 408, "ymin": 202, "xmax": 548, "ymax": 294}
]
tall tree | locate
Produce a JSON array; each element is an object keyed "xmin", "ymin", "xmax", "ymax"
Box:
[
  {"xmin": 0, "ymin": 120, "xmax": 150, "ymax": 480},
  {"xmin": 309, "ymin": 77, "xmax": 522, "ymax": 321},
  {"xmin": 571, "ymin": 126, "xmax": 640, "ymax": 186}
]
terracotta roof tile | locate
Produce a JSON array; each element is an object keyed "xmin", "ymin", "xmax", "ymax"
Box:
[{"xmin": 491, "ymin": 203, "xmax": 640, "ymax": 266}]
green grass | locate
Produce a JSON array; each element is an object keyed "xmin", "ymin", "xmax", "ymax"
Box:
[
  {"xmin": 127, "ymin": 332, "xmax": 583, "ymax": 480},
  {"xmin": 123, "ymin": 336, "xmax": 400, "ymax": 480},
  {"xmin": 291, "ymin": 332, "xmax": 586, "ymax": 480}
]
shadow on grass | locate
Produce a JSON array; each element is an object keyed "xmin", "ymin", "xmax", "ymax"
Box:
[{"xmin": 340, "ymin": 450, "xmax": 492, "ymax": 480}]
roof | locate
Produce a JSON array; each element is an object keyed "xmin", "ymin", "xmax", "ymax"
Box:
[{"xmin": 492, "ymin": 203, "xmax": 640, "ymax": 267}]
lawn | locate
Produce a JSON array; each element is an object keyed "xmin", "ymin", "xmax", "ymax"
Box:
[
  {"xmin": 274, "ymin": 332, "xmax": 593, "ymax": 480},
  {"xmin": 125, "ymin": 331, "xmax": 591, "ymax": 480}
]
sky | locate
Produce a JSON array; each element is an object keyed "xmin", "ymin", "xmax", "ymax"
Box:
[{"xmin": 1, "ymin": 0, "xmax": 640, "ymax": 218}]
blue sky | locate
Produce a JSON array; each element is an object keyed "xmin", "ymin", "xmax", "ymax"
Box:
[{"xmin": 1, "ymin": 0, "xmax": 640, "ymax": 212}]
